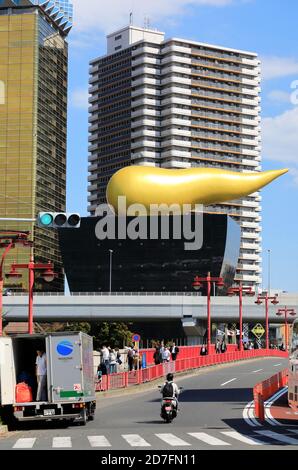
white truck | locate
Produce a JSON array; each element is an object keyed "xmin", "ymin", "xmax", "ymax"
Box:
[{"xmin": 0, "ymin": 332, "xmax": 96, "ymax": 428}]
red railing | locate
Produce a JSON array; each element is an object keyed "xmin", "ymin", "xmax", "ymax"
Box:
[
  {"xmin": 253, "ymin": 368, "xmax": 289, "ymax": 422},
  {"xmin": 140, "ymin": 344, "xmax": 239, "ymax": 366},
  {"xmin": 96, "ymin": 349, "xmax": 288, "ymax": 392}
]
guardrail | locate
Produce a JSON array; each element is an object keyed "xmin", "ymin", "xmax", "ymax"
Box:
[
  {"xmin": 253, "ymin": 368, "xmax": 288, "ymax": 422},
  {"xmin": 96, "ymin": 349, "xmax": 288, "ymax": 392}
]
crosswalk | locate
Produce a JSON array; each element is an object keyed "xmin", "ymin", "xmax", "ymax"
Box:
[{"xmin": 9, "ymin": 429, "xmax": 298, "ymax": 449}]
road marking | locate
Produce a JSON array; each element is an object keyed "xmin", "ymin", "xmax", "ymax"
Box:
[
  {"xmin": 155, "ymin": 434, "xmax": 190, "ymax": 446},
  {"xmin": 264, "ymin": 387, "xmax": 287, "ymax": 426},
  {"xmin": 188, "ymin": 432, "xmax": 230, "ymax": 446},
  {"xmin": 88, "ymin": 436, "xmax": 111, "ymax": 447},
  {"xmin": 52, "ymin": 437, "xmax": 72, "ymax": 448},
  {"xmin": 13, "ymin": 438, "xmax": 36, "ymax": 449},
  {"xmin": 287, "ymin": 429, "xmax": 298, "ymax": 435},
  {"xmin": 122, "ymin": 434, "xmax": 151, "ymax": 447},
  {"xmin": 221, "ymin": 378, "xmax": 237, "ymax": 386},
  {"xmin": 255, "ymin": 430, "xmax": 298, "ymax": 445},
  {"xmin": 222, "ymin": 431, "xmax": 263, "ymax": 446},
  {"xmin": 274, "ymin": 364, "xmax": 282, "ymax": 367},
  {"xmin": 252, "ymin": 369, "xmax": 263, "ymax": 373},
  {"xmin": 243, "ymin": 400, "xmax": 262, "ymax": 427}
]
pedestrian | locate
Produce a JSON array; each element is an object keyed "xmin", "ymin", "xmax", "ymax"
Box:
[
  {"xmin": 133, "ymin": 348, "xmax": 140, "ymax": 370},
  {"xmin": 215, "ymin": 339, "xmax": 221, "ymax": 354},
  {"xmin": 220, "ymin": 340, "xmax": 227, "ymax": 353},
  {"xmin": 170, "ymin": 342, "xmax": 180, "ymax": 361},
  {"xmin": 153, "ymin": 347, "xmax": 161, "ymax": 365},
  {"xmin": 115, "ymin": 347, "xmax": 122, "ymax": 369},
  {"xmin": 101, "ymin": 345, "xmax": 110, "ymax": 374},
  {"xmin": 127, "ymin": 345, "xmax": 135, "ymax": 371},
  {"xmin": 35, "ymin": 348, "xmax": 47, "ymax": 401},
  {"xmin": 200, "ymin": 345, "xmax": 208, "ymax": 356},
  {"xmin": 109, "ymin": 348, "xmax": 117, "ymax": 374},
  {"xmin": 162, "ymin": 347, "xmax": 171, "ymax": 363}
]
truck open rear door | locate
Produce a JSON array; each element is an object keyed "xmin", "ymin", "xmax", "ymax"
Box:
[
  {"xmin": 0, "ymin": 337, "xmax": 15, "ymax": 405},
  {"xmin": 47, "ymin": 334, "xmax": 85, "ymax": 403}
]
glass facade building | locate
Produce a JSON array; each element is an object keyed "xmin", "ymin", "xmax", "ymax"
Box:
[
  {"xmin": 58, "ymin": 214, "xmax": 241, "ymax": 293},
  {"xmin": 0, "ymin": 1, "xmax": 72, "ymax": 291}
]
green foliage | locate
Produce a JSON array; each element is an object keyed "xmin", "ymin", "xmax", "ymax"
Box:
[
  {"xmin": 63, "ymin": 322, "xmax": 91, "ymax": 335},
  {"xmin": 90, "ymin": 322, "xmax": 134, "ymax": 349}
]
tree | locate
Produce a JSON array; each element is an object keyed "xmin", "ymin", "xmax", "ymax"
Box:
[{"xmin": 91, "ymin": 322, "xmax": 134, "ymax": 349}]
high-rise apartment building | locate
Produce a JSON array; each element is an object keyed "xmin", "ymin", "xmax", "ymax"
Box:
[
  {"xmin": 88, "ymin": 26, "xmax": 262, "ymax": 287},
  {"xmin": 0, "ymin": 0, "xmax": 73, "ymax": 291}
]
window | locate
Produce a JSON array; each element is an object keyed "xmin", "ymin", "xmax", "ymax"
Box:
[
  {"xmin": 115, "ymin": 45, "xmax": 122, "ymax": 51},
  {"xmin": 115, "ymin": 35, "xmax": 122, "ymax": 41}
]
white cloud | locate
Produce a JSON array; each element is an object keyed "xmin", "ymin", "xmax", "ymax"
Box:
[
  {"xmin": 71, "ymin": 0, "xmax": 236, "ymax": 33},
  {"xmin": 262, "ymin": 56, "xmax": 298, "ymax": 80},
  {"xmin": 267, "ymin": 90, "xmax": 291, "ymax": 104},
  {"xmin": 262, "ymin": 107, "xmax": 298, "ymax": 165},
  {"xmin": 70, "ymin": 88, "xmax": 89, "ymax": 109}
]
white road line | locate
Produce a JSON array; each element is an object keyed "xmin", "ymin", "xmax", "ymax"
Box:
[
  {"xmin": 13, "ymin": 438, "xmax": 36, "ymax": 449},
  {"xmin": 122, "ymin": 434, "xmax": 151, "ymax": 447},
  {"xmin": 155, "ymin": 434, "xmax": 190, "ymax": 446},
  {"xmin": 188, "ymin": 432, "xmax": 230, "ymax": 446},
  {"xmin": 287, "ymin": 429, "xmax": 298, "ymax": 435},
  {"xmin": 221, "ymin": 378, "xmax": 237, "ymax": 387},
  {"xmin": 255, "ymin": 430, "xmax": 298, "ymax": 445},
  {"xmin": 243, "ymin": 401, "xmax": 259, "ymax": 427},
  {"xmin": 52, "ymin": 437, "xmax": 72, "ymax": 448},
  {"xmin": 252, "ymin": 369, "xmax": 263, "ymax": 373},
  {"xmin": 221, "ymin": 431, "xmax": 264, "ymax": 446},
  {"xmin": 88, "ymin": 436, "xmax": 112, "ymax": 448},
  {"xmin": 264, "ymin": 387, "xmax": 287, "ymax": 426},
  {"xmin": 273, "ymin": 364, "xmax": 282, "ymax": 367}
]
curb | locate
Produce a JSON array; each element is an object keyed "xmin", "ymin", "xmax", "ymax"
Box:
[{"xmin": 96, "ymin": 356, "xmax": 272, "ymax": 401}]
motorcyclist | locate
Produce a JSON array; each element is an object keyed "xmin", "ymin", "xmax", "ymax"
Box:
[{"xmin": 160, "ymin": 373, "xmax": 180, "ymax": 411}]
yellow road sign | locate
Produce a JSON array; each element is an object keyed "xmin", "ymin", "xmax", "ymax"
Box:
[{"xmin": 251, "ymin": 324, "xmax": 265, "ymax": 339}]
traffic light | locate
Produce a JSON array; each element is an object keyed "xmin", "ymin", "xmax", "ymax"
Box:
[{"xmin": 37, "ymin": 212, "xmax": 81, "ymax": 229}]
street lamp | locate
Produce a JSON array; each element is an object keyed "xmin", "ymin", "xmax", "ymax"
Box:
[
  {"xmin": 6, "ymin": 257, "xmax": 57, "ymax": 334},
  {"xmin": 255, "ymin": 292, "xmax": 279, "ymax": 350},
  {"xmin": 0, "ymin": 231, "xmax": 32, "ymax": 336},
  {"xmin": 109, "ymin": 249, "xmax": 113, "ymax": 293},
  {"xmin": 227, "ymin": 283, "xmax": 255, "ymax": 351},
  {"xmin": 276, "ymin": 307, "xmax": 296, "ymax": 351},
  {"xmin": 192, "ymin": 272, "xmax": 224, "ymax": 353}
]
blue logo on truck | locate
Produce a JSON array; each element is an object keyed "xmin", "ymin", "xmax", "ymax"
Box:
[{"xmin": 57, "ymin": 340, "xmax": 74, "ymax": 356}]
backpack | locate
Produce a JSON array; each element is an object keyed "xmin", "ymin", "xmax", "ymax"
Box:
[{"xmin": 162, "ymin": 382, "xmax": 174, "ymax": 398}]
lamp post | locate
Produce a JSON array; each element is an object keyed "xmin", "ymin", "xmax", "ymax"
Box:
[
  {"xmin": 6, "ymin": 257, "xmax": 56, "ymax": 334},
  {"xmin": 192, "ymin": 272, "xmax": 224, "ymax": 353},
  {"xmin": 0, "ymin": 231, "xmax": 31, "ymax": 336},
  {"xmin": 255, "ymin": 292, "xmax": 279, "ymax": 349},
  {"xmin": 276, "ymin": 307, "xmax": 296, "ymax": 351},
  {"xmin": 109, "ymin": 249, "xmax": 113, "ymax": 293},
  {"xmin": 228, "ymin": 283, "xmax": 255, "ymax": 351}
]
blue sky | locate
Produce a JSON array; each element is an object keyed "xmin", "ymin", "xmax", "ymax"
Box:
[{"xmin": 66, "ymin": 0, "xmax": 298, "ymax": 292}]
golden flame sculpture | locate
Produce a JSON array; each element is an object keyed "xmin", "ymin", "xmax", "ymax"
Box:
[{"xmin": 106, "ymin": 166, "xmax": 288, "ymax": 214}]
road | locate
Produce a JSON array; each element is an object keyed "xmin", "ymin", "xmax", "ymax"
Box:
[{"xmin": 0, "ymin": 356, "xmax": 296, "ymax": 450}]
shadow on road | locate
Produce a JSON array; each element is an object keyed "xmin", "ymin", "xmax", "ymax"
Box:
[{"xmin": 149, "ymin": 387, "xmax": 253, "ymax": 404}]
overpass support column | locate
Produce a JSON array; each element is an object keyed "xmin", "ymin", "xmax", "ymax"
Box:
[{"xmin": 181, "ymin": 317, "xmax": 205, "ymax": 346}]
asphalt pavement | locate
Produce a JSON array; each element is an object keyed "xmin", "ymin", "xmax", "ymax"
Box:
[{"xmin": 0, "ymin": 356, "xmax": 295, "ymax": 450}]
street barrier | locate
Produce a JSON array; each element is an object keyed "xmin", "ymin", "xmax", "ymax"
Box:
[
  {"xmin": 253, "ymin": 368, "xmax": 288, "ymax": 422},
  {"xmin": 96, "ymin": 349, "xmax": 288, "ymax": 392}
]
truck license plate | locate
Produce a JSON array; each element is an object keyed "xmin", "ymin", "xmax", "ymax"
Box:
[{"xmin": 44, "ymin": 409, "xmax": 55, "ymax": 416}]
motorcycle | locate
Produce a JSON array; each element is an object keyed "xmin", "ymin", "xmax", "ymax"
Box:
[{"xmin": 158, "ymin": 386, "xmax": 183, "ymax": 423}]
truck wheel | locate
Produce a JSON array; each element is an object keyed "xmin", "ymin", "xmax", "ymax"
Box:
[
  {"xmin": 78, "ymin": 409, "xmax": 87, "ymax": 426},
  {"xmin": 87, "ymin": 403, "xmax": 96, "ymax": 421}
]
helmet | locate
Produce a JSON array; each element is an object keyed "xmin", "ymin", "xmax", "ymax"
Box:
[{"xmin": 166, "ymin": 373, "xmax": 174, "ymax": 382}]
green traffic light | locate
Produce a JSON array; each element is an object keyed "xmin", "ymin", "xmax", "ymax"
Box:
[{"xmin": 39, "ymin": 213, "xmax": 53, "ymax": 226}]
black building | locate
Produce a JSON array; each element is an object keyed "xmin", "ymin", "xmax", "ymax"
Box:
[{"xmin": 59, "ymin": 213, "xmax": 240, "ymax": 293}]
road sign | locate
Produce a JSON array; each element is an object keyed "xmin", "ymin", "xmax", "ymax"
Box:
[
  {"xmin": 132, "ymin": 334, "xmax": 141, "ymax": 342},
  {"xmin": 251, "ymin": 324, "xmax": 265, "ymax": 339}
]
